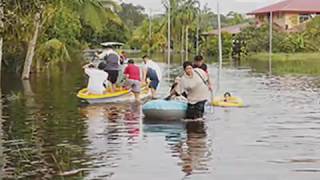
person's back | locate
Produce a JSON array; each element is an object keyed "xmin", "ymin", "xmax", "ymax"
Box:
[
  {"xmin": 193, "ymin": 63, "xmax": 208, "ymax": 73},
  {"xmin": 104, "ymin": 49, "xmax": 120, "ymax": 71},
  {"xmin": 124, "ymin": 63, "xmax": 140, "ymax": 81},
  {"xmin": 84, "ymin": 63, "xmax": 108, "ymax": 95},
  {"xmin": 124, "ymin": 59, "xmax": 141, "ymax": 102},
  {"xmin": 145, "ymin": 60, "xmax": 162, "ymax": 81}
]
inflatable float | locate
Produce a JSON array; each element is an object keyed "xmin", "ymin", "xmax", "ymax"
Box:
[
  {"xmin": 212, "ymin": 92, "xmax": 244, "ymax": 107},
  {"xmin": 143, "ymin": 100, "xmax": 187, "ymax": 121},
  {"xmin": 77, "ymin": 86, "xmax": 151, "ymax": 104}
]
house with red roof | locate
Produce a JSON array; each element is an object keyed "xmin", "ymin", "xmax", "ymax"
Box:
[{"xmin": 248, "ymin": 0, "xmax": 320, "ymax": 31}]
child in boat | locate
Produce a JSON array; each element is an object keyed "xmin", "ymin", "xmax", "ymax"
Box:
[
  {"xmin": 123, "ymin": 59, "xmax": 141, "ymax": 102},
  {"xmin": 83, "ymin": 62, "xmax": 108, "ymax": 95}
]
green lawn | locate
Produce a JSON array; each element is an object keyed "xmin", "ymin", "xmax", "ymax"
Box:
[
  {"xmin": 244, "ymin": 53, "xmax": 320, "ymax": 75},
  {"xmin": 248, "ymin": 53, "xmax": 320, "ymax": 61}
]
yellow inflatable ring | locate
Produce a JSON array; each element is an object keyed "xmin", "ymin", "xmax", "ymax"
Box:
[{"xmin": 212, "ymin": 96, "xmax": 244, "ymax": 107}]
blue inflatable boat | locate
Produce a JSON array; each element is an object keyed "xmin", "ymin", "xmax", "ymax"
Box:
[{"xmin": 142, "ymin": 100, "xmax": 187, "ymax": 121}]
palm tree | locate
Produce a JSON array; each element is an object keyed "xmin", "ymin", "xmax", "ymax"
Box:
[
  {"xmin": 179, "ymin": 0, "xmax": 198, "ymax": 60},
  {"xmin": 161, "ymin": 0, "xmax": 199, "ymax": 54}
]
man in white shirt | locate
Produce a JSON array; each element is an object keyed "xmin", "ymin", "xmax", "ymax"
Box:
[
  {"xmin": 83, "ymin": 62, "xmax": 109, "ymax": 95},
  {"xmin": 142, "ymin": 55, "xmax": 162, "ymax": 99}
]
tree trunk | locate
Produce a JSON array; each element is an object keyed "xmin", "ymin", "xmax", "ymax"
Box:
[
  {"xmin": 0, "ymin": 2, "xmax": 4, "ymax": 82},
  {"xmin": 21, "ymin": 12, "xmax": 41, "ymax": 80},
  {"xmin": 185, "ymin": 26, "xmax": 189, "ymax": 61}
]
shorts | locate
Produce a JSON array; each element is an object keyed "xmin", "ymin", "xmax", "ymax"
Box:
[
  {"xmin": 106, "ymin": 70, "xmax": 119, "ymax": 84},
  {"xmin": 186, "ymin": 100, "xmax": 207, "ymax": 119},
  {"xmin": 149, "ymin": 79, "xmax": 159, "ymax": 90},
  {"xmin": 126, "ymin": 79, "xmax": 141, "ymax": 93}
]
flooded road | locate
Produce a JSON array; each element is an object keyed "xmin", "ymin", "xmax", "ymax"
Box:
[{"xmin": 1, "ymin": 57, "xmax": 320, "ymax": 179}]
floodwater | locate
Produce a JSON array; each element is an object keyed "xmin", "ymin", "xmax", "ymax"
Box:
[{"xmin": 1, "ymin": 56, "xmax": 320, "ymax": 180}]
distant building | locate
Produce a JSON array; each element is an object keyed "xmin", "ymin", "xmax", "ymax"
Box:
[
  {"xmin": 247, "ymin": 0, "xmax": 320, "ymax": 31},
  {"xmin": 201, "ymin": 23, "xmax": 250, "ymax": 37}
]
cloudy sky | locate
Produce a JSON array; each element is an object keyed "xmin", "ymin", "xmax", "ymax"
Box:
[{"xmin": 119, "ymin": 0, "xmax": 281, "ymax": 14}]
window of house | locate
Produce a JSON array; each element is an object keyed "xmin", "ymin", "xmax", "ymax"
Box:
[{"xmin": 299, "ymin": 14, "xmax": 311, "ymax": 23}]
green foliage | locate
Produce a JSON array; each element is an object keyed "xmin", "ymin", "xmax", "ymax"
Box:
[
  {"xmin": 129, "ymin": 18, "xmax": 166, "ymax": 52},
  {"xmin": 238, "ymin": 16, "xmax": 320, "ymax": 54},
  {"xmin": 118, "ymin": 3, "xmax": 147, "ymax": 29},
  {"xmin": 81, "ymin": 22, "xmax": 128, "ymax": 47},
  {"xmin": 3, "ymin": 0, "xmax": 127, "ymax": 73},
  {"xmin": 37, "ymin": 38, "xmax": 71, "ymax": 65},
  {"xmin": 45, "ymin": 6, "xmax": 81, "ymax": 46},
  {"xmin": 226, "ymin": 11, "xmax": 246, "ymax": 26},
  {"xmin": 205, "ymin": 32, "xmax": 233, "ymax": 57}
]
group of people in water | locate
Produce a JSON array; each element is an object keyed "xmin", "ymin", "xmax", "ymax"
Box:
[
  {"xmin": 83, "ymin": 46, "xmax": 213, "ymax": 119},
  {"xmin": 83, "ymin": 46, "xmax": 162, "ymax": 103}
]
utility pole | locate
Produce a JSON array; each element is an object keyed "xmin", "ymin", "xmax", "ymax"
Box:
[
  {"xmin": 167, "ymin": 0, "xmax": 171, "ymax": 65},
  {"xmin": 148, "ymin": 9, "xmax": 152, "ymax": 56},
  {"xmin": 217, "ymin": 0, "xmax": 222, "ymax": 71},
  {"xmin": 196, "ymin": 4, "xmax": 201, "ymax": 55},
  {"xmin": 185, "ymin": 27, "xmax": 188, "ymax": 61},
  {"xmin": 216, "ymin": 0, "xmax": 223, "ymax": 93},
  {"xmin": 269, "ymin": 11, "xmax": 273, "ymax": 75}
]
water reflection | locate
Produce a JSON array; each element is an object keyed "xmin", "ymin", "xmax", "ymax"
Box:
[
  {"xmin": 179, "ymin": 122, "xmax": 210, "ymax": 176},
  {"xmin": 80, "ymin": 103, "xmax": 142, "ymax": 179}
]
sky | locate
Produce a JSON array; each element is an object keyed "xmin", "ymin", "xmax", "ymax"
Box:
[{"xmin": 118, "ymin": 0, "xmax": 282, "ymax": 14}]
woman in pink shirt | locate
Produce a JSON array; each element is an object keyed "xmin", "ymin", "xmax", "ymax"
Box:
[{"xmin": 124, "ymin": 59, "xmax": 141, "ymax": 102}]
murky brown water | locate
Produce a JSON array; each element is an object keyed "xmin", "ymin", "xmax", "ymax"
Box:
[{"xmin": 1, "ymin": 56, "xmax": 320, "ymax": 179}]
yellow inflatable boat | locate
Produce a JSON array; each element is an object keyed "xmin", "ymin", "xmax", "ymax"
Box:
[
  {"xmin": 77, "ymin": 86, "xmax": 151, "ymax": 104},
  {"xmin": 212, "ymin": 94, "xmax": 244, "ymax": 107}
]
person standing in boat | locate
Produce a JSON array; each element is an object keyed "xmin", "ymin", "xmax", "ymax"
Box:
[
  {"xmin": 142, "ymin": 55, "xmax": 162, "ymax": 99},
  {"xmin": 120, "ymin": 51, "xmax": 129, "ymax": 65},
  {"xmin": 83, "ymin": 62, "xmax": 108, "ymax": 95},
  {"xmin": 173, "ymin": 61, "xmax": 211, "ymax": 119},
  {"xmin": 193, "ymin": 55, "xmax": 213, "ymax": 92},
  {"xmin": 96, "ymin": 46, "xmax": 120, "ymax": 92},
  {"xmin": 123, "ymin": 59, "xmax": 141, "ymax": 102}
]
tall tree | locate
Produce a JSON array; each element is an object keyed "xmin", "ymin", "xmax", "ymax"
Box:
[
  {"xmin": 21, "ymin": 12, "xmax": 41, "ymax": 80},
  {"xmin": 118, "ymin": 3, "xmax": 146, "ymax": 29},
  {"xmin": 0, "ymin": 0, "xmax": 3, "ymax": 81}
]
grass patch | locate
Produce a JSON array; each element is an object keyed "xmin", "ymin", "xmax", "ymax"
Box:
[
  {"xmin": 247, "ymin": 53, "xmax": 320, "ymax": 62},
  {"xmin": 244, "ymin": 53, "xmax": 320, "ymax": 75}
]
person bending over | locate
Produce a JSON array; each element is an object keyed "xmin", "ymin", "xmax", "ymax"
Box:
[
  {"xmin": 173, "ymin": 61, "xmax": 211, "ymax": 119},
  {"xmin": 83, "ymin": 62, "xmax": 108, "ymax": 95},
  {"xmin": 142, "ymin": 55, "xmax": 162, "ymax": 99}
]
